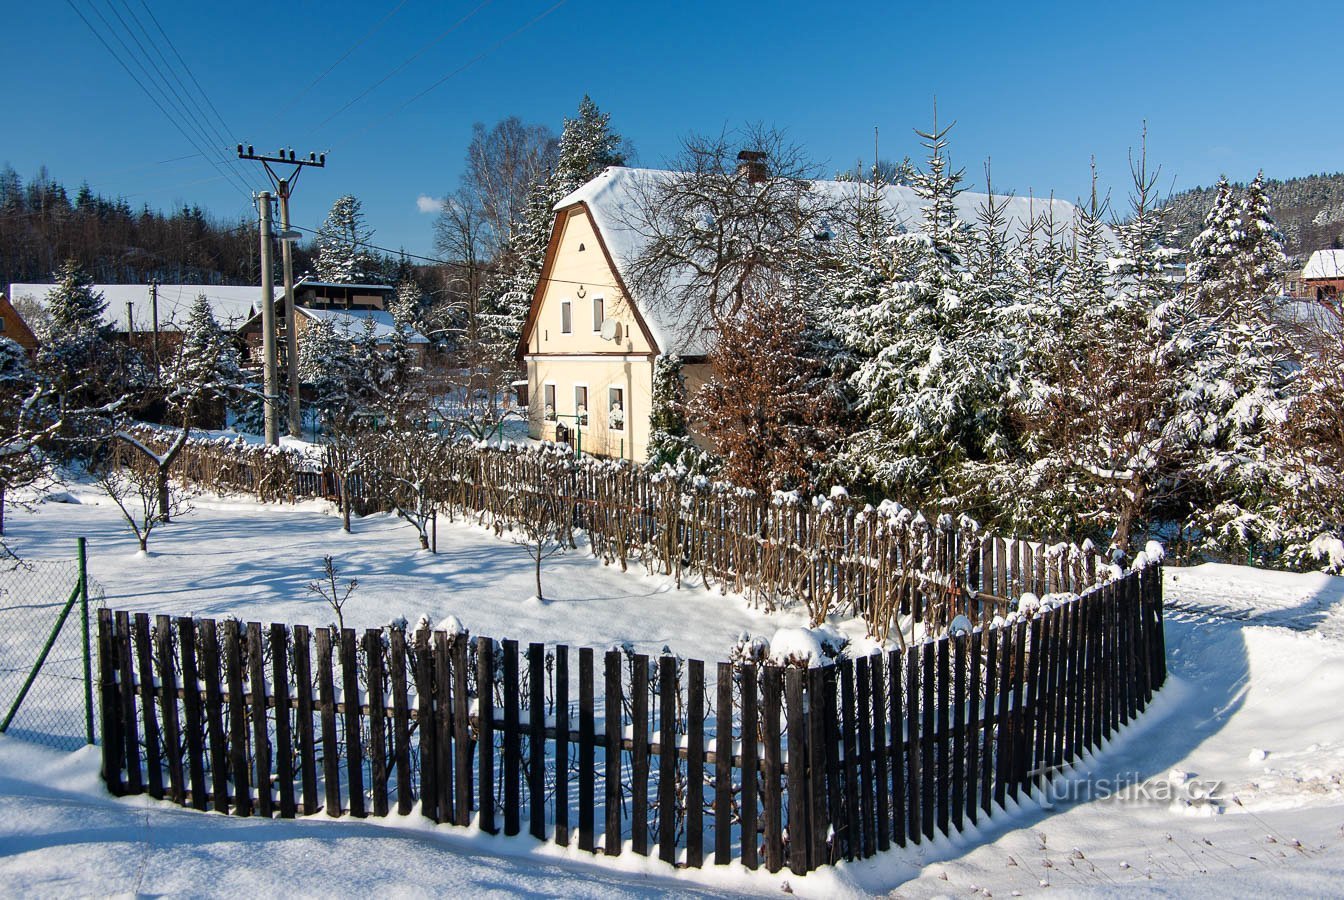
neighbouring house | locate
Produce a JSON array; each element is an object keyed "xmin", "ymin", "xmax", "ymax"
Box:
[
  {"xmin": 292, "ymin": 280, "xmax": 395, "ymax": 311},
  {"xmin": 7, "ymin": 282, "xmax": 263, "ymax": 367},
  {"xmin": 0, "ymin": 292, "xmax": 39, "ymax": 356},
  {"xmin": 1301, "ymin": 249, "xmax": 1344, "ymax": 303},
  {"xmin": 237, "ymin": 302, "xmax": 430, "ymax": 374},
  {"xmin": 518, "ymin": 165, "xmax": 1096, "ymax": 463}
]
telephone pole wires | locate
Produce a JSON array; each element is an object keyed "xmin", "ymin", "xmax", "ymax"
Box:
[{"xmin": 237, "ymin": 145, "xmax": 326, "ymax": 439}]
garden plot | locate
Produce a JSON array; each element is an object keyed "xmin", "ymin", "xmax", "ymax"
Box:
[{"xmin": 2, "ymin": 482, "xmax": 817, "ymax": 662}]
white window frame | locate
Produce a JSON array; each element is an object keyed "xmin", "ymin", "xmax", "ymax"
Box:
[
  {"xmin": 560, "ymin": 299, "xmax": 572, "ymax": 334},
  {"xmin": 592, "ymin": 296, "xmax": 605, "ymax": 331},
  {"xmin": 543, "ymin": 382, "xmax": 557, "ymax": 421},
  {"xmin": 608, "ymin": 386, "xmax": 625, "ymax": 432},
  {"xmin": 574, "ymin": 383, "xmax": 589, "ymax": 426}
]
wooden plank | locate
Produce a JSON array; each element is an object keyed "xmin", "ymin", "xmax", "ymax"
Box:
[
  {"xmin": 245, "ymin": 623, "xmax": 272, "ymax": 817},
  {"xmin": 855, "ymin": 655, "xmax": 876, "ymax": 858},
  {"xmin": 785, "ymin": 666, "xmax": 808, "ymax": 875},
  {"xmin": 920, "ymin": 641, "xmax": 935, "ymax": 841},
  {"xmin": 390, "ymin": 628, "xmax": 413, "ymax": 817},
  {"xmin": 269, "ymin": 623, "xmax": 295, "ymax": 818},
  {"xmin": 413, "ymin": 629, "xmax": 437, "ymax": 822},
  {"xmin": 686, "ymin": 658, "xmax": 704, "ymax": 868},
  {"xmin": 477, "ymin": 636, "xmax": 496, "ymax": 834},
  {"xmin": 200, "ymin": 619, "xmax": 229, "ymax": 814},
  {"xmin": 658, "ymin": 654, "xmax": 678, "ymax": 864},
  {"xmin": 223, "ymin": 619, "xmax": 251, "ymax": 816},
  {"xmin": 905, "ymin": 647, "xmax": 921, "ymax": 844},
  {"xmin": 178, "ymin": 617, "xmax": 207, "ymax": 811},
  {"xmin": 292, "ymin": 625, "xmax": 318, "ymax": 816},
  {"xmin": 888, "ymin": 649, "xmax": 905, "ymax": 849},
  {"xmin": 579, "ymin": 647, "xmax": 596, "ymax": 852},
  {"xmin": 966, "ymin": 628, "xmax": 981, "ymax": 827},
  {"xmin": 808, "ymin": 665, "xmax": 829, "ymax": 868},
  {"xmin": 97, "ymin": 610, "xmax": 123, "ymax": 796},
  {"xmin": 714, "ymin": 662, "xmax": 733, "ymax": 866},
  {"xmin": 555, "ymin": 644, "xmax": 570, "ymax": 847},
  {"xmin": 936, "ymin": 637, "xmax": 949, "ymax": 837},
  {"xmin": 871, "ymin": 653, "xmax": 891, "ymax": 853},
  {"xmin": 529, "ymin": 643, "xmax": 546, "ymax": 841},
  {"xmin": 157, "ymin": 615, "xmax": 185, "ymax": 806},
  {"xmin": 114, "ymin": 611, "xmax": 141, "ymax": 795},
  {"xmin": 838, "ymin": 658, "xmax": 859, "ymax": 859},
  {"xmin": 632, "ymin": 653, "xmax": 650, "ymax": 855},
  {"xmin": 603, "ymin": 649, "xmax": 622, "ymax": 856},
  {"xmin": 502, "ymin": 639, "xmax": 521, "ymax": 836},
  {"xmin": 433, "ymin": 631, "xmax": 454, "ymax": 825},
  {"xmin": 453, "ymin": 637, "xmax": 472, "ymax": 826},
  {"xmin": 1009, "ymin": 622, "xmax": 1029, "ymax": 800},
  {"xmin": 993, "ymin": 622, "xmax": 1012, "ymax": 810},
  {"xmin": 366, "ymin": 629, "xmax": 388, "ymax": 817},
  {"xmin": 761, "ymin": 664, "xmax": 783, "ymax": 874},
  {"xmin": 740, "ymin": 663, "xmax": 759, "ymax": 870},
  {"xmin": 132, "ymin": 613, "xmax": 160, "ymax": 799},
  {"xmin": 340, "ymin": 628, "xmax": 365, "ymax": 818},
  {"xmin": 315, "ymin": 627, "xmax": 341, "ymax": 817},
  {"xmin": 951, "ymin": 633, "xmax": 966, "ymax": 834}
]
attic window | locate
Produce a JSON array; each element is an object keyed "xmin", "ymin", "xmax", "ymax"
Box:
[{"xmin": 578, "ymin": 242, "xmax": 586, "ymax": 251}]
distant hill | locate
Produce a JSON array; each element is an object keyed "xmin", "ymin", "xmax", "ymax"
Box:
[{"xmin": 1163, "ymin": 172, "xmax": 1344, "ymax": 263}]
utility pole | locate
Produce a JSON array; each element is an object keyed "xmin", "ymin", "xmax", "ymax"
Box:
[
  {"xmin": 149, "ymin": 281, "xmax": 161, "ymax": 382},
  {"xmin": 258, "ymin": 190, "xmax": 279, "ymax": 446},
  {"xmin": 237, "ymin": 145, "xmax": 326, "ymax": 439}
]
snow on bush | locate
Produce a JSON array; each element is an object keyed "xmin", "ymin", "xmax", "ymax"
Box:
[
  {"xmin": 766, "ymin": 623, "xmax": 848, "ymax": 667},
  {"xmin": 435, "ymin": 614, "xmax": 467, "ymax": 636},
  {"xmin": 1309, "ymin": 533, "xmax": 1344, "ymax": 574},
  {"xmin": 947, "ymin": 614, "xmax": 973, "ymax": 636}
]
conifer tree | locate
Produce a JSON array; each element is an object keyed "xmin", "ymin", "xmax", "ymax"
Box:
[{"xmin": 314, "ymin": 195, "xmax": 380, "ymax": 284}]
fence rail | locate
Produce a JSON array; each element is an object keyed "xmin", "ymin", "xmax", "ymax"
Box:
[
  {"xmin": 100, "ymin": 561, "xmax": 1164, "ymax": 874},
  {"xmin": 115, "ymin": 429, "xmax": 1115, "ymax": 635}
]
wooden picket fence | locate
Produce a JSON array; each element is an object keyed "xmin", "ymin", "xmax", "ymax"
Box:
[
  {"xmin": 99, "ymin": 561, "xmax": 1164, "ymax": 874},
  {"xmin": 117, "ymin": 428, "xmax": 1116, "ymax": 634}
]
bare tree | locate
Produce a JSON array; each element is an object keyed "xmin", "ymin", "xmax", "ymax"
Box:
[
  {"xmin": 461, "ymin": 117, "xmax": 558, "ymax": 260},
  {"xmin": 94, "ymin": 461, "xmax": 189, "ymax": 553},
  {"xmin": 307, "ymin": 555, "xmax": 358, "ymax": 631},
  {"xmin": 622, "ymin": 124, "xmax": 833, "ymax": 344}
]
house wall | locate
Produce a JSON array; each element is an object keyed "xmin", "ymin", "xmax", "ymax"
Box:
[{"xmin": 525, "ymin": 206, "xmax": 658, "ymax": 460}]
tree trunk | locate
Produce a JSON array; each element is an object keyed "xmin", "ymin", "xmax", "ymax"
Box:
[
  {"xmin": 341, "ymin": 475, "xmax": 351, "ymax": 533},
  {"xmin": 157, "ymin": 467, "xmax": 171, "ymax": 523},
  {"xmin": 535, "ymin": 549, "xmax": 543, "ymax": 601},
  {"xmin": 139, "ymin": 534, "xmax": 149, "ymax": 552}
]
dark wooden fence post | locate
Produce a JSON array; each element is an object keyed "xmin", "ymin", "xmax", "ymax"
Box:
[
  {"xmin": 97, "ymin": 608, "xmax": 123, "ymax": 796},
  {"xmin": 477, "ymin": 636, "xmax": 496, "ymax": 834},
  {"xmin": 223, "ymin": 619, "xmax": 251, "ymax": 816},
  {"xmin": 179, "ymin": 617, "xmax": 207, "ymax": 811},
  {"xmin": 157, "ymin": 614, "xmax": 185, "ymax": 806},
  {"xmin": 555, "ymin": 644, "xmax": 571, "ymax": 848},
  {"xmin": 579, "ymin": 647, "xmax": 596, "ymax": 853},
  {"xmin": 502, "ymin": 639, "xmax": 521, "ymax": 836},
  {"xmin": 686, "ymin": 658, "xmax": 705, "ymax": 868},
  {"xmin": 528, "ymin": 642, "xmax": 546, "ymax": 841},
  {"xmin": 390, "ymin": 628, "xmax": 413, "ymax": 816},
  {"xmin": 631, "ymin": 653, "xmax": 650, "ymax": 855},
  {"xmin": 340, "ymin": 628, "xmax": 364, "ymax": 818},
  {"xmin": 603, "ymin": 649, "xmax": 622, "ymax": 856},
  {"xmin": 658, "ymin": 654, "xmax": 677, "ymax": 864},
  {"xmin": 246, "ymin": 622, "xmax": 271, "ymax": 817},
  {"xmin": 314, "ymin": 626, "xmax": 341, "ymax": 816},
  {"xmin": 715, "ymin": 662, "xmax": 733, "ymax": 865},
  {"xmin": 785, "ymin": 666, "xmax": 809, "ymax": 875},
  {"xmin": 761, "ymin": 664, "xmax": 783, "ymax": 873}
]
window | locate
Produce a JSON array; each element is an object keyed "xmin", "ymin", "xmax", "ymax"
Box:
[
  {"xmin": 543, "ymin": 383, "xmax": 556, "ymax": 421},
  {"xmin": 592, "ymin": 296, "xmax": 605, "ymax": 331},
  {"xmin": 575, "ymin": 385, "xmax": 588, "ymax": 426},
  {"xmin": 561, "ymin": 300, "xmax": 572, "ymax": 334},
  {"xmin": 608, "ymin": 386, "xmax": 625, "ymax": 431}
]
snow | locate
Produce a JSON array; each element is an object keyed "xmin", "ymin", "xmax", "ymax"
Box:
[
  {"xmin": 3, "ymin": 484, "xmax": 1343, "ymax": 895},
  {"xmin": 298, "ymin": 306, "xmax": 429, "ymax": 344},
  {"xmin": 1301, "ymin": 248, "xmax": 1344, "ymax": 280}
]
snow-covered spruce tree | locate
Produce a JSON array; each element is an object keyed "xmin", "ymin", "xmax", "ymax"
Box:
[
  {"xmin": 35, "ymin": 259, "xmax": 147, "ymax": 432},
  {"xmin": 687, "ymin": 284, "xmax": 846, "ymax": 494},
  {"xmin": 841, "ymin": 119, "xmax": 1015, "ymax": 504},
  {"xmin": 0, "ymin": 337, "xmax": 58, "ymax": 535},
  {"xmin": 314, "ymin": 195, "xmax": 382, "ymax": 284},
  {"xmin": 298, "ymin": 316, "xmax": 360, "ymax": 429},
  {"xmin": 646, "ymin": 353, "xmax": 712, "ymax": 472},
  {"xmin": 389, "ymin": 278, "xmax": 425, "ymax": 333},
  {"xmin": 1181, "ymin": 175, "xmax": 1294, "ymax": 563},
  {"xmin": 477, "ymin": 96, "xmax": 627, "ymax": 371}
]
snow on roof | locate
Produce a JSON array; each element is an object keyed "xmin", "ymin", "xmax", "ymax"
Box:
[
  {"xmin": 1302, "ymin": 249, "xmax": 1344, "ymax": 280},
  {"xmin": 554, "ymin": 166, "xmax": 1108, "ymax": 355},
  {"xmin": 298, "ymin": 306, "xmax": 429, "ymax": 343},
  {"xmin": 8, "ymin": 283, "xmax": 262, "ymax": 332}
]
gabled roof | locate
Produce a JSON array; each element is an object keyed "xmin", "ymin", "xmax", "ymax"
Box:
[
  {"xmin": 297, "ymin": 306, "xmax": 429, "ymax": 344},
  {"xmin": 547, "ymin": 167, "xmax": 1104, "ymax": 356},
  {"xmin": 8, "ymin": 283, "xmax": 262, "ymax": 332},
  {"xmin": 1303, "ymin": 249, "xmax": 1344, "ymax": 280}
]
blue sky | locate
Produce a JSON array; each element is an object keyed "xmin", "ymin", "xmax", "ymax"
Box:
[{"xmin": 4, "ymin": 0, "xmax": 1338, "ymax": 259}]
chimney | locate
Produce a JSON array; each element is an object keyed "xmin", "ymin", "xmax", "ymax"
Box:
[{"xmin": 736, "ymin": 149, "xmax": 768, "ymax": 184}]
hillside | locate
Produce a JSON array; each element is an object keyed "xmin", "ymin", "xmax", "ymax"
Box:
[{"xmin": 1164, "ymin": 171, "xmax": 1344, "ymax": 260}]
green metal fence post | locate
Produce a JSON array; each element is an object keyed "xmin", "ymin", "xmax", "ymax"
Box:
[{"xmin": 79, "ymin": 537, "xmax": 94, "ymax": 745}]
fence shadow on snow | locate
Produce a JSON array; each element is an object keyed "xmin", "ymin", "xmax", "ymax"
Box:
[{"xmin": 99, "ymin": 560, "xmax": 1164, "ymax": 875}]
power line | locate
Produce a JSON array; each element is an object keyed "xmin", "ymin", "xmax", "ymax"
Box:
[
  {"xmin": 269, "ymin": 0, "xmax": 411, "ymax": 125},
  {"xmin": 309, "ymin": 0, "xmax": 497, "ymax": 136},
  {"xmin": 65, "ymin": 0, "xmax": 255, "ymax": 203},
  {"xmin": 103, "ymin": 0, "xmax": 256, "ymax": 194}
]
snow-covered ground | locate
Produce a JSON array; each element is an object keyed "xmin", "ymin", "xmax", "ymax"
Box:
[{"xmin": 1, "ymin": 486, "xmax": 1342, "ymax": 896}]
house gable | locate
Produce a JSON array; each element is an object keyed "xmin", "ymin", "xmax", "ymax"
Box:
[{"xmin": 519, "ymin": 204, "xmax": 658, "ymax": 360}]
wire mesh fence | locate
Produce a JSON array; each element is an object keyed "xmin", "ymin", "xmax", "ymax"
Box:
[{"xmin": 0, "ymin": 540, "xmax": 103, "ymax": 750}]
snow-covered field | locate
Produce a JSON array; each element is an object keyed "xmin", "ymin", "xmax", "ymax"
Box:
[{"xmin": 1, "ymin": 485, "xmax": 1342, "ymax": 896}]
